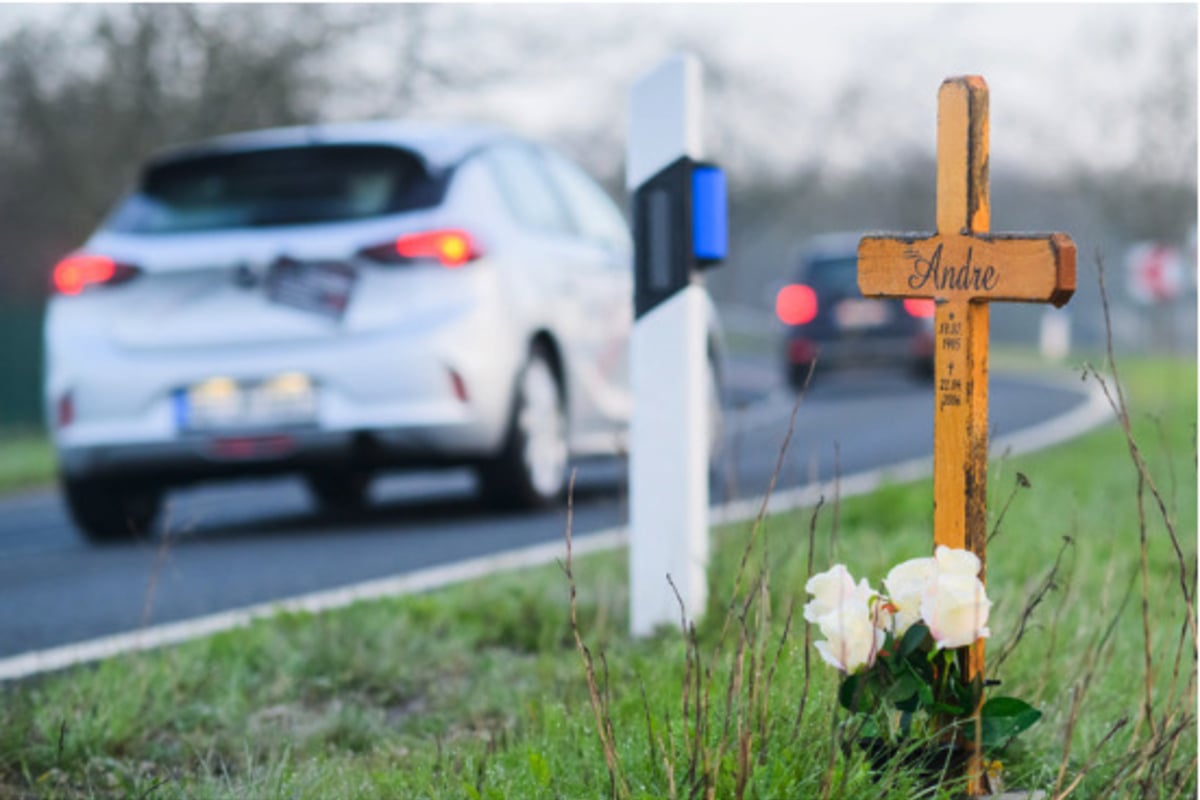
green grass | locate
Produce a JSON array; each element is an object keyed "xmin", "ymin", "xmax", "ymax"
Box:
[
  {"xmin": 0, "ymin": 429, "xmax": 55, "ymax": 492},
  {"xmin": 0, "ymin": 356, "xmax": 1194, "ymax": 799}
]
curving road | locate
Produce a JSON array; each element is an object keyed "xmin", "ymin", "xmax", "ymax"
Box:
[{"xmin": 0, "ymin": 360, "xmax": 1091, "ymax": 660}]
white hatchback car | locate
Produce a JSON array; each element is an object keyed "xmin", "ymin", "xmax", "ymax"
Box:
[{"xmin": 45, "ymin": 121, "xmax": 723, "ymax": 542}]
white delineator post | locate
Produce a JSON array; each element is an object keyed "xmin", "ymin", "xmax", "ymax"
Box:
[
  {"xmin": 627, "ymin": 54, "xmax": 710, "ymax": 636},
  {"xmin": 1039, "ymin": 307, "xmax": 1070, "ymax": 362}
]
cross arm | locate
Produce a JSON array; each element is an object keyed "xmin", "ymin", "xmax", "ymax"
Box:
[{"xmin": 858, "ymin": 232, "xmax": 1076, "ymax": 307}]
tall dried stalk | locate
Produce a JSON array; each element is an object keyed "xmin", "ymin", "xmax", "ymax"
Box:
[
  {"xmin": 987, "ymin": 471, "xmax": 1031, "ymax": 545},
  {"xmin": 1075, "ymin": 256, "xmax": 1199, "ymax": 796},
  {"xmin": 671, "ymin": 361, "xmax": 814, "ymax": 797},
  {"xmin": 1048, "ymin": 542, "xmax": 1138, "ymax": 797},
  {"xmin": 759, "ymin": 599, "xmax": 795, "ymax": 764},
  {"xmin": 792, "ymin": 496, "xmax": 825, "ymax": 740},
  {"xmin": 563, "ymin": 470, "xmax": 630, "ymax": 799},
  {"xmin": 1049, "ymin": 255, "xmax": 1197, "ymax": 798},
  {"xmin": 713, "ymin": 360, "xmax": 815, "ymax": 653},
  {"xmin": 1090, "ymin": 255, "xmax": 1197, "ymax": 650},
  {"xmin": 992, "ymin": 535, "xmax": 1073, "ymax": 673},
  {"xmin": 140, "ymin": 501, "xmax": 175, "ymax": 628}
]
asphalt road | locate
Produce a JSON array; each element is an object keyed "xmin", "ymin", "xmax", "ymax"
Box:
[{"xmin": 0, "ymin": 360, "xmax": 1088, "ymax": 659}]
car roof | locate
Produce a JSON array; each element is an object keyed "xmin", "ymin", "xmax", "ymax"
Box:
[
  {"xmin": 797, "ymin": 232, "xmax": 863, "ymax": 263},
  {"xmin": 143, "ymin": 120, "xmax": 520, "ymax": 174}
]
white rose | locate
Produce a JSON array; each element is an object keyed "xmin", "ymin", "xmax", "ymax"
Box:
[
  {"xmin": 870, "ymin": 595, "xmax": 894, "ymax": 634},
  {"xmin": 920, "ymin": 571, "xmax": 991, "ymax": 650},
  {"xmin": 804, "ymin": 564, "xmax": 872, "ymax": 625},
  {"xmin": 934, "ymin": 545, "xmax": 982, "ymax": 578},
  {"xmin": 882, "ymin": 556, "xmax": 937, "ymax": 637},
  {"xmin": 813, "ymin": 595, "xmax": 886, "ymax": 674}
]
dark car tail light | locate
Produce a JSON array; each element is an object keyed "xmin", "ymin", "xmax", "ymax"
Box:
[
  {"xmin": 447, "ymin": 367, "xmax": 469, "ymax": 403},
  {"xmin": 788, "ymin": 337, "xmax": 817, "ymax": 364},
  {"xmin": 51, "ymin": 253, "xmax": 141, "ymax": 295},
  {"xmin": 358, "ymin": 229, "xmax": 481, "ymax": 268},
  {"xmin": 912, "ymin": 330, "xmax": 935, "ymax": 357},
  {"xmin": 903, "ymin": 298, "xmax": 936, "ymax": 319},
  {"xmin": 776, "ymin": 283, "xmax": 818, "ymax": 326},
  {"xmin": 56, "ymin": 390, "xmax": 75, "ymax": 429}
]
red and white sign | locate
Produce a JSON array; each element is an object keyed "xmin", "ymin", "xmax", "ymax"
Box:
[{"xmin": 1126, "ymin": 242, "xmax": 1185, "ymax": 305}]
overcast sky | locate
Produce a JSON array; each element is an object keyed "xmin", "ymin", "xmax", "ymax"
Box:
[
  {"xmin": 2, "ymin": 3, "xmax": 1195, "ymax": 183},
  {"xmin": 365, "ymin": 3, "xmax": 1197, "ymax": 183}
]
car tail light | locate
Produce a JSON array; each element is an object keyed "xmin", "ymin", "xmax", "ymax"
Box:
[
  {"xmin": 51, "ymin": 253, "xmax": 140, "ymax": 295},
  {"xmin": 359, "ymin": 229, "xmax": 481, "ymax": 268},
  {"xmin": 776, "ymin": 284, "xmax": 818, "ymax": 326},
  {"xmin": 448, "ymin": 368, "xmax": 469, "ymax": 403},
  {"xmin": 788, "ymin": 337, "xmax": 817, "ymax": 364},
  {"xmin": 912, "ymin": 330, "xmax": 934, "ymax": 357},
  {"xmin": 903, "ymin": 298, "xmax": 936, "ymax": 319},
  {"xmin": 57, "ymin": 391, "xmax": 75, "ymax": 429}
]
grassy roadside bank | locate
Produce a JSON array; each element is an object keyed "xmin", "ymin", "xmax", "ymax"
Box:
[
  {"xmin": 0, "ymin": 431, "xmax": 54, "ymax": 494},
  {"xmin": 0, "ymin": 356, "xmax": 1195, "ymax": 799}
]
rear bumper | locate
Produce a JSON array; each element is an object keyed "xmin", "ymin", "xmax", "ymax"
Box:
[
  {"xmin": 57, "ymin": 422, "xmax": 498, "ymax": 486},
  {"xmin": 47, "ymin": 312, "xmax": 523, "ymax": 484},
  {"xmin": 785, "ymin": 330, "xmax": 934, "ymax": 370}
]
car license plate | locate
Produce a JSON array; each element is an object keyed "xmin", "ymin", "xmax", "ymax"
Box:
[
  {"xmin": 176, "ymin": 373, "xmax": 317, "ymax": 432},
  {"xmin": 834, "ymin": 299, "xmax": 889, "ymax": 329},
  {"xmin": 265, "ymin": 257, "xmax": 356, "ymax": 320}
]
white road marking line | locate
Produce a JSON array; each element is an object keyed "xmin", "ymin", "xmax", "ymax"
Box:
[{"xmin": 0, "ymin": 373, "xmax": 1112, "ymax": 683}]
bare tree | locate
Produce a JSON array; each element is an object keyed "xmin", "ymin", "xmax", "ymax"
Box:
[{"xmin": 0, "ymin": 4, "xmax": 373, "ymax": 299}]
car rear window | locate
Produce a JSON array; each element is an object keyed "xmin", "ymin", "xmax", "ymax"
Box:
[
  {"xmin": 105, "ymin": 145, "xmax": 444, "ymax": 233},
  {"xmin": 804, "ymin": 257, "xmax": 862, "ymax": 296}
]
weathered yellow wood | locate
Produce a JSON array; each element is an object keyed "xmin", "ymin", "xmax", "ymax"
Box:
[
  {"xmin": 935, "ymin": 75, "xmax": 991, "ymax": 799},
  {"xmin": 855, "ymin": 75, "xmax": 1077, "ymax": 796},
  {"xmin": 932, "ymin": 299, "xmax": 987, "ymax": 557},
  {"xmin": 858, "ymin": 234, "xmax": 1077, "ymax": 306},
  {"xmin": 937, "ymin": 76, "xmax": 990, "ymax": 236}
]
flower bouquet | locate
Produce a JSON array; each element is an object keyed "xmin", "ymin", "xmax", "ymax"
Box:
[{"xmin": 804, "ymin": 546, "xmax": 1041, "ymax": 788}]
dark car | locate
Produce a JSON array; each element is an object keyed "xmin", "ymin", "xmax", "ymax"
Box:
[{"xmin": 776, "ymin": 233, "xmax": 935, "ymax": 389}]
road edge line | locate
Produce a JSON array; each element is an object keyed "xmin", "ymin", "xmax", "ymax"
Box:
[{"xmin": 0, "ymin": 373, "xmax": 1113, "ymax": 683}]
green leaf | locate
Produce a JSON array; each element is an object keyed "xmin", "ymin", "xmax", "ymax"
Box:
[
  {"xmin": 905, "ymin": 652, "xmax": 934, "ymax": 684},
  {"xmin": 897, "ymin": 623, "xmax": 930, "ymax": 659},
  {"xmin": 886, "ymin": 673, "xmax": 920, "ymax": 708},
  {"xmin": 914, "ymin": 674, "xmax": 935, "ymax": 708},
  {"xmin": 981, "ymin": 696, "xmax": 1037, "ymax": 718},
  {"xmin": 883, "ymin": 650, "xmax": 907, "ymax": 676},
  {"xmin": 980, "ymin": 697, "xmax": 1043, "ymax": 748},
  {"xmin": 838, "ymin": 674, "xmax": 860, "ymax": 712},
  {"xmin": 839, "ymin": 674, "xmax": 876, "ymax": 713},
  {"xmin": 953, "ymin": 672, "xmax": 985, "ymax": 712},
  {"xmin": 894, "ymin": 691, "xmax": 921, "ymax": 714},
  {"xmin": 899, "ymin": 656, "xmax": 935, "ymax": 709}
]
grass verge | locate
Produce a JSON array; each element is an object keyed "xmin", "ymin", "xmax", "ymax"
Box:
[
  {"xmin": 0, "ymin": 356, "xmax": 1194, "ymax": 799},
  {"xmin": 0, "ymin": 430, "xmax": 54, "ymax": 493}
]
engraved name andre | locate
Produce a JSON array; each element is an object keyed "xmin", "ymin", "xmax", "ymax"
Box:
[{"xmin": 906, "ymin": 243, "xmax": 999, "ymax": 293}]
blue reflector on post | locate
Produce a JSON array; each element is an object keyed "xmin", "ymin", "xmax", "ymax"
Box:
[
  {"xmin": 691, "ymin": 165, "xmax": 727, "ymax": 264},
  {"xmin": 172, "ymin": 390, "xmax": 188, "ymax": 430}
]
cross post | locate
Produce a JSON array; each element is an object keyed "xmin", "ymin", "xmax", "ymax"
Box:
[{"xmin": 857, "ymin": 76, "xmax": 1076, "ymax": 794}]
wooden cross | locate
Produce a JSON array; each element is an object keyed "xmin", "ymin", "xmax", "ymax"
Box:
[{"xmin": 857, "ymin": 76, "xmax": 1076, "ymax": 794}]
